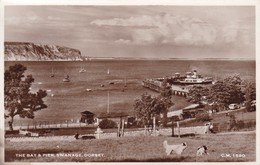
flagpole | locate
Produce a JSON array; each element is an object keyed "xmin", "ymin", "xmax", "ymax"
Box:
[{"xmin": 107, "ymin": 90, "xmax": 110, "ymax": 113}]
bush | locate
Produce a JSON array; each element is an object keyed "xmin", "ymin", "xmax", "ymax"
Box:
[
  {"xmin": 236, "ymin": 120, "xmax": 245, "ymax": 129},
  {"xmin": 195, "ymin": 112, "xmax": 212, "ymax": 122},
  {"xmin": 99, "ymin": 119, "xmax": 117, "ymax": 129},
  {"xmin": 228, "ymin": 114, "xmax": 237, "ymax": 131},
  {"xmin": 243, "ymin": 121, "xmax": 256, "ymax": 129}
]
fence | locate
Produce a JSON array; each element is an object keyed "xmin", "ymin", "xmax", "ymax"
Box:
[{"xmin": 5, "ymin": 119, "xmax": 95, "ymax": 131}]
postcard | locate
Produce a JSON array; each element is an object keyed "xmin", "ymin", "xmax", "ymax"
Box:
[{"xmin": 1, "ymin": 0, "xmax": 258, "ymax": 164}]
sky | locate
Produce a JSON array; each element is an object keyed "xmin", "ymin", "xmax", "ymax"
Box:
[{"xmin": 4, "ymin": 6, "xmax": 255, "ymax": 59}]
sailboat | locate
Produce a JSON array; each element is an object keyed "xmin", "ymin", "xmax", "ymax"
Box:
[
  {"xmin": 79, "ymin": 66, "xmax": 86, "ymax": 73},
  {"xmin": 124, "ymin": 77, "xmax": 127, "ymax": 87},
  {"xmin": 63, "ymin": 74, "xmax": 70, "ymax": 82},
  {"xmin": 50, "ymin": 67, "xmax": 55, "ymax": 77},
  {"xmin": 107, "ymin": 68, "xmax": 110, "ymax": 75}
]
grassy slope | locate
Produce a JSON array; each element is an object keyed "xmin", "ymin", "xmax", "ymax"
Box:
[
  {"xmin": 5, "ymin": 133, "xmax": 255, "ymax": 162},
  {"xmin": 180, "ymin": 109, "xmax": 256, "ymax": 126}
]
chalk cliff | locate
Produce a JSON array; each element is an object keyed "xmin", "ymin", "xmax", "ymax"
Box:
[{"xmin": 4, "ymin": 42, "xmax": 83, "ymax": 61}]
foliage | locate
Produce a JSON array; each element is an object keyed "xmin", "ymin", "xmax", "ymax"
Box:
[
  {"xmin": 229, "ymin": 118, "xmax": 255, "ymax": 131},
  {"xmin": 195, "ymin": 112, "xmax": 212, "ymax": 122},
  {"xmin": 187, "ymin": 85, "xmax": 209, "ymax": 104},
  {"xmin": 4, "ymin": 63, "xmax": 47, "ymax": 131},
  {"xmin": 160, "ymin": 79, "xmax": 172, "ymax": 98},
  {"xmin": 244, "ymin": 82, "xmax": 256, "ymax": 112},
  {"xmin": 228, "ymin": 114, "xmax": 237, "ymax": 131},
  {"xmin": 207, "ymin": 75, "xmax": 245, "ymax": 110},
  {"xmin": 224, "ymin": 75, "xmax": 244, "ymax": 104},
  {"xmin": 99, "ymin": 119, "xmax": 117, "ymax": 129},
  {"xmin": 159, "ymin": 79, "xmax": 174, "ymax": 126},
  {"xmin": 208, "ymin": 81, "xmax": 231, "ymax": 108},
  {"xmin": 186, "ymin": 75, "xmax": 247, "ymax": 111},
  {"xmin": 134, "ymin": 91, "xmax": 174, "ymax": 126}
]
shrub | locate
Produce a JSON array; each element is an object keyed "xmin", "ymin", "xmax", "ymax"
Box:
[
  {"xmin": 99, "ymin": 119, "xmax": 117, "ymax": 129},
  {"xmin": 195, "ymin": 112, "xmax": 212, "ymax": 122},
  {"xmin": 244, "ymin": 121, "xmax": 256, "ymax": 129},
  {"xmin": 228, "ymin": 114, "xmax": 237, "ymax": 131},
  {"xmin": 236, "ymin": 120, "xmax": 245, "ymax": 129}
]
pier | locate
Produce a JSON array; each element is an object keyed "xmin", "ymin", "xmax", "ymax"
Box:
[{"xmin": 142, "ymin": 79, "xmax": 189, "ymax": 97}]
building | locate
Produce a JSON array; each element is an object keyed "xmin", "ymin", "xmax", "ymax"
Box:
[{"xmin": 80, "ymin": 111, "xmax": 95, "ymax": 124}]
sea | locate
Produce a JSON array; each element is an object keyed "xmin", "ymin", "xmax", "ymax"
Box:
[{"xmin": 4, "ymin": 59, "xmax": 256, "ymax": 126}]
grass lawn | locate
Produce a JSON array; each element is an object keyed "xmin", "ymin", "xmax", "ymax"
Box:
[
  {"xmin": 176, "ymin": 109, "xmax": 256, "ymax": 131},
  {"xmin": 5, "ymin": 132, "xmax": 255, "ymax": 162}
]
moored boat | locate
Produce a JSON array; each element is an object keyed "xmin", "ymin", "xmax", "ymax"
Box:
[
  {"xmin": 63, "ymin": 75, "xmax": 70, "ymax": 82},
  {"xmin": 173, "ymin": 70, "xmax": 213, "ymax": 85},
  {"xmin": 79, "ymin": 66, "xmax": 86, "ymax": 73}
]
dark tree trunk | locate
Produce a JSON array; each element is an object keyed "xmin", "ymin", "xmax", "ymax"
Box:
[
  {"xmin": 171, "ymin": 118, "xmax": 174, "ymax": 137},
  {"xmin": 163, "ymin": 112, "xmax": 168, "ymax": 127},
  {"xmin": 8, "ymin": 116, "xmax": 14, "ymax": 132}
]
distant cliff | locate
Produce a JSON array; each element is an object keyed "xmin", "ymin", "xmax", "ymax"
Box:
[{"xmin": 4, "ymin": 42, "xmax": 83, "ymax": 61}]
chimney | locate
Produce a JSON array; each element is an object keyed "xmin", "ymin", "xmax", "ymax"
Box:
[{"xmin": 193, "ymin": 70, "xmax": 197, "ymax": 77}]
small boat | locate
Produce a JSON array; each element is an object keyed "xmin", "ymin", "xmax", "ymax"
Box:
[
  {"xmin": 63, "ymin": 75, "xmax": 70, "ymax": 82},
  {"xmin": 50, "ymin": 67, "xmax": 55, "ymax": 77},
  {"xmin": 107, "ymin": 68, "xmax": 110, "ymax": 75},
  {"xmin": 79, "ymin": 66, "xmax": 86, "ymax": 73}
]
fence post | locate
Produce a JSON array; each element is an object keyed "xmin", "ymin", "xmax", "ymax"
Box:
[
  {"xmin": 172, "ymin": 118, "xmax": 174, "ymax": 137},
  {"xmin": 153, "ymin": 117, "xmax": 156, "ymax": 136},
  {"xmin": 177, "ymin": 121, "xmax": 180, "ymax": 138},
  {"xmin": 117, "ymin": 122, "xmax": 120, "ymax": 137},
  {"xmin": 121, "ymin": 119, "xmax": 125, "ymax": 137}
]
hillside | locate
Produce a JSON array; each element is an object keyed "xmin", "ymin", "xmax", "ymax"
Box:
[{"xmin": 4, "ymin": 42, "xmax": 83, "ymax": 61}]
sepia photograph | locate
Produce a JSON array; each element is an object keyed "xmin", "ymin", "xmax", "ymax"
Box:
[{"xmin": 1, "ymin": 0, "xmax": 258, "ymax": 164}]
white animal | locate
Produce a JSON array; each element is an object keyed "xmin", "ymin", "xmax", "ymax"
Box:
[
  {"xmin": 197, "ymin": 145, "xmax": 209, "ymax": 156},
  {"xmin": 163, "ymin": 140, "xmax": 187, "ymax": 155},
  {"xmin": 19, "ymin": 129, "xmax": 30, "ymax": 136}
]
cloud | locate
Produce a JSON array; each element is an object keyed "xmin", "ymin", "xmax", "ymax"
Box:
[
  {"xmin": 47, "ymin": 16, "xmax": 62, "ymax": 21},
  {"xmin": 6, "ymin": 11, "xmax": 42, "ymax": 26},
  {"xmin": 90, "ymin": 13, "xmax": 253, "ymax": 47},
  {"xmin": 220, "ymin": 21, "xmax": 254, "ymax": 46},
  {"xmin": 25, "ymin": 11, "xmax": 42, "ymax": 23},
  {"xmin": 115, "ymin": 39, "xmax": 131, "ymax": 44},
  {"xmin": 90, "ymin": 13, "xmax": 218, "ymax": 46}
]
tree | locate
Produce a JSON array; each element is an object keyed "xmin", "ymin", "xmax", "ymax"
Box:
[
  {"xmin": 187, "ymin": 85, "xmax": 209, "ymax": 104},
  {"xmin": 159, "ymin": 79, "xmax": 174, "ymax": 126},
  {"xmin": 207, "ymin": 75, "xmax": 245, "ymax": 110},
  {"xmin": 224, "ymin": 75, "xmax": 244, "ymax": 104},
  {"xmin": 4, "ymin": 64, "xmax": 47, "ymax": 131},
  {"xmin": 134, "ymin": 92, "xmax": 173, "ymax": 127},
  {"xmin": 244, "ymin": 81, "xmax": 256, "ymax": 111},
  {"xmin": 134, "ymin": 93, "xmax": 157, "ymax": 126},
  {"xmin": 208, "ymin": 81, "xmax": 231, "ymax": 110}
]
